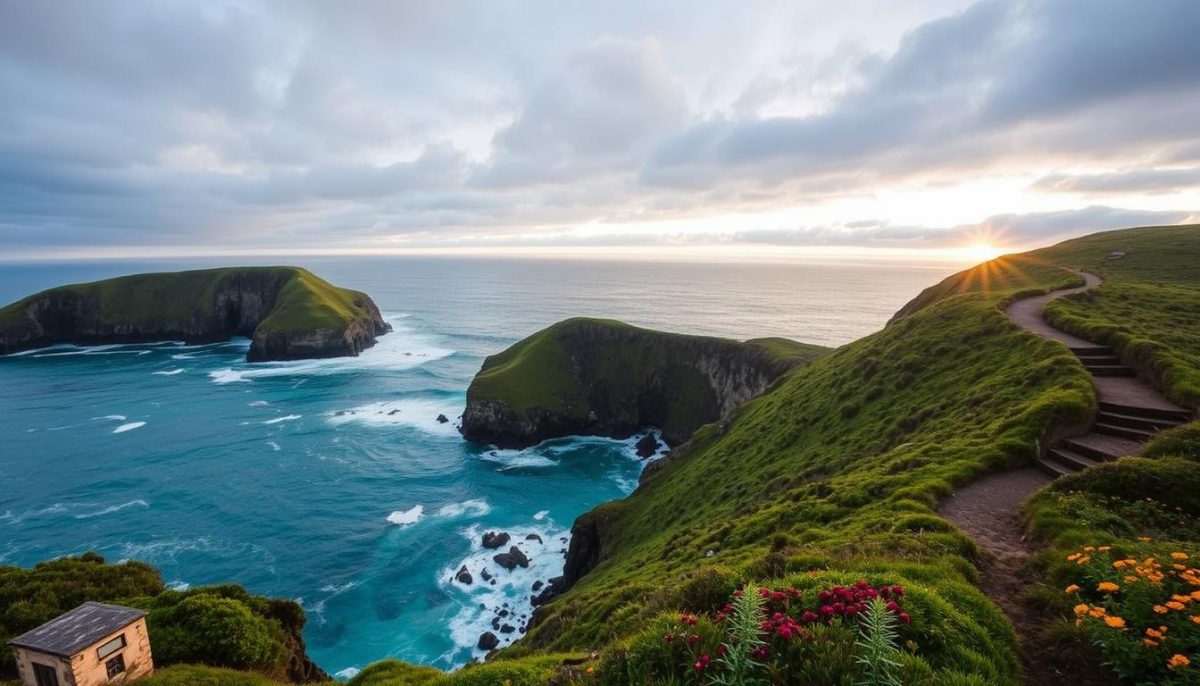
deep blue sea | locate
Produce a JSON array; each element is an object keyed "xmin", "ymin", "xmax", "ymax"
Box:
[{"xmin": 0, "ymin": 256, "xmax": 960, "ymax": 678}]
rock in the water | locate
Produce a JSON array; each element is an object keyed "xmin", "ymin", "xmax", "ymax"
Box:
[
  {"xmin": 532, "ymin": 580, "xmax": 544, "ymax": 591},
  {"xmin": 532, "ymin": 576, "xmax": 566, "ymax": 606},
  {"xmin": 493, "ymin": 546, "xmax": 530, "ymax": 570},
  {"xmin": 499, "ymin": 624, "xmax": 515, "ymax": 634},
  {"xmin": 477, "ymin": 632, "xmax": 499, "ymax": 650},
  {"xmin": 456, "ymin": 565, "xmax": 473, "ymax": 585},
  {"xmin": 482, "ymin": 531, "xmax": 511, "ymax": 549},
  {"xmin": 480, "ymin": 568, "xmax": 492, "ymax": 582},
  {"xmin": 436, "ymin": 414, "xmax": 449, "ymax": 424},
  {"xmin": 525, "ymin": 533, "xmax": 543, "ymax": 544},
  {"xmin": 635, "ymin": 433, "xmax": 661, "ymax": 458}
]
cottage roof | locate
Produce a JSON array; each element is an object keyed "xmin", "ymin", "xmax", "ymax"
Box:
[{"xmin": 8, "ymin": 602, "xmax": 145, "ymax": 658}]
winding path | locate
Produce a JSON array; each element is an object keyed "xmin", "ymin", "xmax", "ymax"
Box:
[{"xmin": 939, "ymin": 270, "xmax": 1194, "ymax": 685}]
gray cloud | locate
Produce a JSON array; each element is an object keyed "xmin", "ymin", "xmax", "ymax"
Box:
[{"xmin": 0, "ymin": 0, "xmax": 1197, "ymax": 255}]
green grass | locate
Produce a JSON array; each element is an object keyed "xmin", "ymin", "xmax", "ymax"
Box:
[
  {"xmin": 140, "ymin": 665, "xmax": 319, "ymax": 686},
  {"xmin": 0, "ymin": 266, "xmax": 382, "ymax": 357}
]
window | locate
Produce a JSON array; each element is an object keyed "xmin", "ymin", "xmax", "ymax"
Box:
[
  {"xmin": 105, "ymin": 654, "xmax": 125, "ymax": 679},
  {"xmin": 32, "ymin": 663, "xmax": 59, "ymax": 686},
  {"xmin": 96, "ymin": 634, "xmax": 126, "ymax": 660}
]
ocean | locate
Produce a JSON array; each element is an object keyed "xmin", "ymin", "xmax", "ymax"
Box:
[{"xmin": 0, "ymin": 255, "xmax": 960, "ymax": 678}]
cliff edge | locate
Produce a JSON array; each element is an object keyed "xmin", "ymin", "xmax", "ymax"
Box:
[
  {"xmin": 0, "ymin": 266, "xmax": 391, "ymax": 362},
  {"xmin": 460, "ymin": 317, "xmax": 828, "ymax": 448}
]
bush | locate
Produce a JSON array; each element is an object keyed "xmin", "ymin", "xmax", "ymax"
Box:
[{"xmin": 148, "ymin": 595, "xmax": 284, "ymax": 670}]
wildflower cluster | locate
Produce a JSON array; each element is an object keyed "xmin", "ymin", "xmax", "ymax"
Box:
[
  {"xmin": 1064, "ymin": 544, "xmax": 1199, "ymax": 681},
  {"xmin": 656, "ymin": 581, "xmax": 911, "ymax": 684}
]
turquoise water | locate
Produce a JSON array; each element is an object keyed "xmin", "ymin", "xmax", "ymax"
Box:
[{"xmin": 0, "ymin": 256, "xmax": 956, "ymax": 678}]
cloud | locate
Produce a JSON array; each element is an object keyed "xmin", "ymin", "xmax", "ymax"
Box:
[
  {"xmin": 0, "ymin": 0, "xmax": 1196, "ymax": 256},
  {"xmin": 1032, "ymin": 168, "xmax": 1200, "ymax": 195}
]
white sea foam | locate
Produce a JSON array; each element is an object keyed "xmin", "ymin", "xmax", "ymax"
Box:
[
  {"xmin": 166, "ymin": 580, "xmax": 191, "ymax": 591},
  {"xmin": 442, "ymin": 518, "xmax": 572, "ymax": 658},
  {"xmin": 386, "ymin": 505, "xmax": 424, "ymax": 527},
  {"xmin": 437, "ymin": 499, "xmax": 491, "ymax": 519},
  {"xmin": 206, "ymin": 316, "xmax": 452, "ymax": 385},
  {"xmin": 267, "ymin": 441, "xmax": 281, "ymax": 452},
  {"xmin": 209, "ymin": 368, "xmax": 248, "ymax": 384},
  {"xmin": 94, "ymin": 415, "xmax": 127, "ymax": 422},
  {"xmin": 262, "ymin": 414, "xmax": 301, "ymax": 425},
  {"xmin": 151, "ymin": 368, "xmax": 185, "ymax": 376},
  {"xmin": 327, "ymin": 397, "xmax": 462, "ymax": 436},
  {"xmin": 112, "ymin": 421, "xmax": 146, "ymax": 434},
  {"xmin": 74, "ymin": 499, "xmax": 149, "ymax": 519},
  {"xmin": 334, "ymin": 667, "xmax": 360, "ymax": 680},
  {"xmin": 533, "ymin": 510, "xmax": 549, "ymax": 521},
  {"xmin": 249, "ymin": 400, "xmax": 270, "ymax": 407}
]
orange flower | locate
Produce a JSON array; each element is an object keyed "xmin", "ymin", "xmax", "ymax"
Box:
[
  {"xmin": 1168, "ymin": 654, "xmax": 1190, "ymax": 669},
  {"xmin": 1077, "ymin": 556, "xmax": 1091, "ymax": 565},
  {"xmin": 1103, "ymin": 615, "xmax": 1126, "ymax": 629},
  {"xmin": 586, "ymin": 666, "xmax": 595, "ymax": 675},
  {"xmin": 1168, "ymin": 601, "xmax": 1187, "ymax": 611},
  {"xmin": 1097, "ymin": 581, "xmax": 1120, "ymax": 593},
  {"xmin": 1154, "ymin": 605, "xmax": 1170, "ymax": 614},
  {"xmin": 1171, "ymin": 552, "xmax": 1189, "ymax": 560},
  {"xmin": 1146, "ymin": 627, "xmax": 1165, "ymax": 639},
  {"xmin": 1144, "ymin": 638, "xmax": 1158, "ymax": 647},
  {"xmin": 1074, "ymin": 604, "xmax": 1089, "ymax": 615},
  {"xmin": 1064, "ymin": 584, "xmax": 1080, "ymax": 594},
  {"xmin": 1191, "ymin": 616, "xmax": 1200, "ymax": 625},
  {"xmin": 1067, "ymin": 553, "xmax": 1080, "ymax": 561},
  {"xmin": 1098, "ymin": 546, "xmax": 1111, "ymax": 551}
]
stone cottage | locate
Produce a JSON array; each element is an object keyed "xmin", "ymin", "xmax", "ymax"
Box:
[{"xmin": 8, "ymin": 602, "xmax": 153, "ymax": 686}]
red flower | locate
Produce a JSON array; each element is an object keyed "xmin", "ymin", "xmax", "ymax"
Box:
[
  {"xmin": 898, "ymin": 612, "xmax": 911, "ymax": 625},
  {"xmin": 664, "ymin": 633, "xmax": 675, "ymax": 643},
  {"xmin": 717, "ymin": 645, "xmax": 728, "ymax": 657},
  {"xmin": 801, "ymin": 611, "xmax": 819, "ymax": 623}
]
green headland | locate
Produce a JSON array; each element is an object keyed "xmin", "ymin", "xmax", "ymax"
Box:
[{"xmin": 0, "ymin": 267, "xmax": 391, "ymax": 362}]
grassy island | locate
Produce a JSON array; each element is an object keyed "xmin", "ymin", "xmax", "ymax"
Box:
[{"xmin": 0, "ymin": 267, "xmax": 390, "ymax": 362}]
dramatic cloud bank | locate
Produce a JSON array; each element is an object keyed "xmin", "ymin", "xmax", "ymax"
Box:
[{"xmin": 1, "ymin": 0, "xmax": 1197, "ymax": 258}]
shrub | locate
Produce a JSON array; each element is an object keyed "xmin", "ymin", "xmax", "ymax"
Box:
[{"xmin": 148, "ymin": 595, "xmax": 284, "ymax": 670}]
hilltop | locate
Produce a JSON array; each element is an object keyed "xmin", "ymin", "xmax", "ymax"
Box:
[{"xmin": 0, "ymin": 267, "xmax": 391, "ymax": 362}]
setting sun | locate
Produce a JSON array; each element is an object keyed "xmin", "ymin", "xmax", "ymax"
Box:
[{"xmin": 958, "ymin": 242, "xmax": 1004, "ymax": 263}]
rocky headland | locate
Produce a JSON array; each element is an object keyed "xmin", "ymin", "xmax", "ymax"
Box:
[
  {"xmin": 0, "ymin": 266, "xmax": 390, "ymax": 362},
  {"xmin": 459, "ymin": 317, "xmax": 829, "ymax": 448}
]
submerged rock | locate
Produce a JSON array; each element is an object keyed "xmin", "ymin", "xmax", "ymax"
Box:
[
  {"xmin": 455, "ymin": 565, "xmax": 473, "ymax": 585},
  {"xmin": 482, "ymin": 531, "xmax": 511, "ymax": 549},
  {"xmin": 480, "ymin": 568, "xmax": 492, "ymax": 582},
  {"xmin": 493, "ymin": 546, "xmax": 530, "ymax": 570},
  {"xmin": 436, "ymin": 414, "xmax": 450, "ymax": 424},
  {"xmin": 635, "ymin": 433, "xmax": 660, "ymax": 458},
  {"xmin": 525, "ymin": 533, "xmax": 543, "ymax": 544},
  {"xmin": 477, "ymin": 632, "xmax": 499, "ymax": 651}
]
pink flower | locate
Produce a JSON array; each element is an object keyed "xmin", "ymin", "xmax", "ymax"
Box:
[{"xmin": 898, "ymin": 612, "xmax": 911, "ymax": 625}]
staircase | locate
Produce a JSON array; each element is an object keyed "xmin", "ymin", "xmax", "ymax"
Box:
[{"xmin": 1034, "ymin": 344, "xmax": 1194, "ymax": 478}]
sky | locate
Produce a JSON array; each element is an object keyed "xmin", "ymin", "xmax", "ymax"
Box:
[{"xmin": 1, "ymin": 0, "xmax": 1199, "ymax": 261}]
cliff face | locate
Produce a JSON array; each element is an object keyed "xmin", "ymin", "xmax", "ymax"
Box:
[
  {"xmin": 460, "ymin": 318, "xmax": 828, "ymax": 448},
  {"xmin": 0, "ymin": 267, "xmax": 390, "ymax": 362}
]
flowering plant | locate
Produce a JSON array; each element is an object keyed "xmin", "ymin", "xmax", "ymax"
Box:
[{"xmin": 1064, "ymin": 544, "xmax": 1198, "ymax": 683}]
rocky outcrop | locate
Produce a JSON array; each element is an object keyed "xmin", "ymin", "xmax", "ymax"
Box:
[
  {"xmin": 0, "ymin": 267, "xmax": 390, "ymax": 362},
  {"xmin": 461, "ymin": 318, "xmax": 827, "ymax": 448}
]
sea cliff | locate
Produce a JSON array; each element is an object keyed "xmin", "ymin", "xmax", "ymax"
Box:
[
  {"xmin": 459, "ymin": 317, "xmax": 829, "ymax": 448},
  {"xmin": 0, "ymin": 266, "xmax": 390, "ymax": 362}
]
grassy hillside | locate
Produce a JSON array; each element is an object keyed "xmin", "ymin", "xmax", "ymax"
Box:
[{"xmin": 0, "ymin": 266, "xmax": 387, "ymax": 361}]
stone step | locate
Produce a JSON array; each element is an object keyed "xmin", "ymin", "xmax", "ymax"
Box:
[
  {"xmin": 1071, "ymin": 345, "xmax": 1114, "ymax": 356},
  {"xmin": 1098, "ymin": 401, "xmax": 1193, "ymax": 423},
  {"xmin": 1063, "ymin": 433, "xmax": 1143, "ymax": 461},
  {"xmin": 1048, "ymin": 446, "xmax": 1099, "ymax": 472},
  {"xmin": 1085, "ymin": 365, "xmax": 1137, "ymax": 377},
  {"xmin": 1034, "ymin": 456, "xmax": 1077, "ymax": 479},
  {"xmin": 1093, "ymin": 421, "xmax": 1156, "ymax": 442},
  {"xmin": 1076, "ymin": 355, "xmax": 1121, "ymax": 365},
  {"xmin": 1097, "ymin": 410, "xmax": 1180, "ymax": 433}
]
